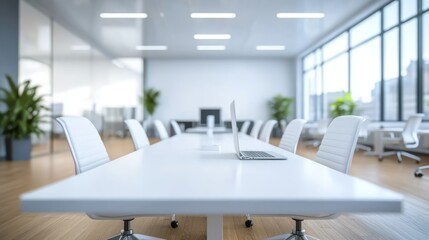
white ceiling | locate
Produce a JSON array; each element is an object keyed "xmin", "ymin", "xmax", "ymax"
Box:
[{"xmin": 25, "ymin": 0, "xmax": 383, "ymax": 59}]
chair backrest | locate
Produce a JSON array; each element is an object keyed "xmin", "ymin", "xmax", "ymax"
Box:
[
  {"xmin": 56, "ymin": 117, "xmax": 110, "ymax": 175},
  {"xmin": 402, "ymin": 114, "xmax": 424, "ymax": 147},
  {"xmin": 358, "ymin": 118, "xmax": 370, "ymax": 139},
  {"xmin": 250, "ymin": 120, "xmax": 263, "ymax": 138},
  {"xmin": 279, "ymin": 119, "xmax": 307, "ymax": 153},
  {"xmin": 170, "ymin": 120, "xmax": 182, "ymax": 135},
  {"xmin": 124, "ymin": 119, "xmax": 150, "ymax": 150},
  {"xmin": 259, "ymin": 120, "xmax": 277, "ymax": 143},
  {"xmin": 240, "ymin": 120, "xmax": 251, "ymax": 134},
  {"xmin": 154, "ymin": 120, "xmax": 169, "ymax": 140},
  {"xmin": 314, "ymin": 116, "xmax": 363, "ymax": 174}
]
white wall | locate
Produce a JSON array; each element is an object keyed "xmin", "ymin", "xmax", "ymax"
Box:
[{"xmin": 145, "ymin": 59, "xmax": 295, "ymax": 127}]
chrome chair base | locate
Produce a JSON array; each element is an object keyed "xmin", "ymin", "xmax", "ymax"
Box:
[
  {"xmin": 107, "ymin": 233, "xmax": 163, "ymax": 240},
  {"xmin": 377, "ymin": 151, "xmax": 421, "ymax": 163},
  {"xmin": 266, "ymin": 219, "xmax": 312, "ymax": 240},
  {"xmin": 107, "ymin": 219, "xmax": 164, "ymax": 240},
  {"xmin": 415, "ymin": 165, "xmax": 429, "ymax": 177}
]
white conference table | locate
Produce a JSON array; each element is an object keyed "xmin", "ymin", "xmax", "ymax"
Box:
[{"xmin": 21, "ymin": 133, "xmax": 402, "ymax": 240}]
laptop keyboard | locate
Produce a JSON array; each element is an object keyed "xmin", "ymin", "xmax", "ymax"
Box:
[{"xmin": 241, "ymin": 151, "xmax": 274, "ymax": 158}]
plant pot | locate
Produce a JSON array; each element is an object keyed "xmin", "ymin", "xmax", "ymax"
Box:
[{"xmin": 5, "ymin": 137, "xmax": 32, "ymax": 160}]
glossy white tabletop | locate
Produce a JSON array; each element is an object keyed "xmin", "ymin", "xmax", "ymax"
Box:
[{"xmin": 21, "ymin": 133, "xmax": 402, "ymax": 216}]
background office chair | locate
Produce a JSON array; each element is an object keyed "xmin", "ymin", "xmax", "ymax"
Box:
[
  {"xmin": 267, "ymin": 115, "xmax": 363, "ymax": 240},
  {"xmin": 240, "ymin": 120, "xmax": 251, "ymax": 134},
  {"xmin": 279, "ymin": 119, "xmax": 307, "ymax": 153},
  {"xmin": 245, "ymin": 119, "xmax": 307, "ymax": 228},
  {"xmin": 355, "ymin": 118, "xmax": 371, "ymax": 152},
  {"xmin": 57, "ymin": 117, "xmax": 163, "ymax": 240},
  {"xmin": 125, "ymin": 119, "xmax": 179, "ymax": 228},
  {"xmin": 170, "ymin": 120, "xmax": 182, "ymax": 136},
  {"xmin": 125, "ymin": 119, "xmax": 150, "ymax": 150},
  {"xmin": 250, "ymin": 120, "xmax": 263, "ymax": 138},
  {"xmin": 380, "ymin": 113, "xmax": 424, "ymax": 163},
  {"xmin": 304, "ymin": 118, "xmax": 330, "ymax": 147},
  {"xmin": 154, "ymin": 120, "xmax": 169, "ymax": 140},
  {"xmin": 258, "ymin": 120, "xmax": 277, "ymax": 143}
]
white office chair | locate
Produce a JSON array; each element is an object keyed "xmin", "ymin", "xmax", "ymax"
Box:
[
  {"xmin": 355, "ymin": 118, "xmax": 371, "ymax": 152},
  {"xmin": 304, "ymin": 118, "xmax": 330, "ymax": 147},
  {"xmin": 267, "ymin": 115, "xmax": 363, "ymax": 240},
  {"xmin": 125, "ymin": 119, "xmax": 179, "ymax": 228},
  {"xmin": 154, "ymin": 120, "xmax": 169, "ymax": 140},
  {"xmin": 279, "ymin": 119, "xmax": 307, "ymax": 153},
  {"xmin": 240, "ymin": 120, "xmax": 251, "ymax": 134},
  {"xmin": 380, "ymin": 114, "xmax": 424, "ymax": 163},
  {"xmin": 245, "ymin": 119, "xmax": 307, "ymax": 228},
  {"xmin": 56, "ymin": 117, "xmax": 163, "ymax": 240},
  {"xmin": 170, "ymin": 120, "xmax": 182, "ymax": 135},
  {"xmin": 125, "ymin": 119, "xmax": 150, "ymax": 150},
  {"xmin": 259, "ymin": 120, "xmax": 277, "ymax": 143},
  {"xmin": 250, "ymin": 120, "xmax": 263, "ymax": 138}
]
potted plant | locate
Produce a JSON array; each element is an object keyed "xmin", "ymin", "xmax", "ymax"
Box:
[
  {"xmin": 269, "ymin": 94, "xmax": 294, "ymax": 136},
  {"xmin": 0, "ymin": 75, "xmax": 48, "ymax": 160},
  {"xmin": 141, "ymin": 88, "xmax": 160, "ymax": 137},
  {"xmin": 329, "ymin": 92, "xmax": 356, "ymax": 118},
  {"xmin": 142, "ymin": 88, "xmax": 160, "ymax": 116}
]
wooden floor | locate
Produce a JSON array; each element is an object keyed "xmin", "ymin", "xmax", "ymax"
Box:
[{"xmin": 1, "ymin": 137, "xmax": 429, "ymax": 240}]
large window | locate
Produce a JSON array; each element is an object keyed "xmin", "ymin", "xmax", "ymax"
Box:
[
  {"xmin": 302, "ymin": 0, "xmax": 427, "ymax": 122},
  {"xmin": 384, "ymin": 1, "xmax": 398, "ymax": 30},
  {"xmin": 423, "ymin": 13, "xmax": 429, "ymax": 117},
  {"xmin": 384, "ymin": 28, "xmax": 399, "ymax": 120},
  {"xmin": 401, "ymin": 0, "xmax": 417, "ymax": 21},
  {"xmin": 350, "ymin": 12, "xmax": 380, "ymax": 47},
  {"xmin": 351, "ymin": 37, "xmax": 381, "ymax": 120},
  {"xmin": 401, "ymin": 18, "xmax": 417, "ymax": 119}
]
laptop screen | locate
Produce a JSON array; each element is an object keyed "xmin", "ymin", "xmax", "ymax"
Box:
[{"xmin": 230, "ymin": 101, "xmax": 241, "ymax": 156}]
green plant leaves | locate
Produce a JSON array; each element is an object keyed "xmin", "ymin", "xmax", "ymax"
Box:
[
  {"xmin": 142, "ymin": 88, "xmax": 160, "ymax": 116},
  {"xmin": 270, "ymin": 94, "xmax": 294, "ymax": 126},
  {"xmin": 329, "ymin": 92, "xmax": 356, "ymax": 118},
  {"xmin": 0, "ymin": 75, "xmax": 49, "ymax": 139}
]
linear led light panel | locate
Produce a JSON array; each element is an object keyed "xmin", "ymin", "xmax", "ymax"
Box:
[
  {"xmin": 191, "ymin": 13, "xmax": 236, "ymax": 18},
  {"xmin": 256, "ymin": 45, "xmax": 285, "ymax": 51},
  {"xmin": 194, "ymin": 34, "xmax": 231, "ymax": 40},
  {"xmin": 100, "ymin": 13, "xmax": 148, "ymax": 18},
  {"xmin": 197, "ymin": 45, "xmax": 226, "ymax": 50},
  {"xmin": 71, "ymin": 45, "xmax": 91, "ymax": 51},
  {"xmin": 136, "ymin": 45, "xmax": 168, "ymax": 50},
  {"xmin": 276, "ymin": 13, "xmax": 325, "ymax": 19}
]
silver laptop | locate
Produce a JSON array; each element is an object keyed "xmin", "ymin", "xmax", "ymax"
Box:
[{"xmin": 230, "ymin": 101, "xmax": 287, "ymax": 160}]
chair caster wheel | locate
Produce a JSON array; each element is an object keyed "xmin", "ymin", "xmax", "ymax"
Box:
[
  {"xmin": 245, "ymin": 219, "xmax": 253, "ymax": 228},
  {"xmin": 416, "ymin": 161, "xmax": 420, "ymax": 164},
  {"xmin": 171, "ymin": 220, "xmax": 179, "ymax": 228},
  {"xmin": 397, "ymin": 160, "xmax": 401, "ymax": 163},
  {"xmin": 378, "ymin": 158, "xmax": 383, "ymax": 162},
  {"xmin": 415, "ymin": 171, "xmax": 423, "ymax": 177}
]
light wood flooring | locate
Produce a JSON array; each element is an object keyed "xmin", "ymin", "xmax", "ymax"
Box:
[{"xmin": 1, "ymin": 137, "xmax": 429, "ymax": 240}]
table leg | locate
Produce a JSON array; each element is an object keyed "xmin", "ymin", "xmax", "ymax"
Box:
[
  {"xmin": 365, "ymin": 131, "xmax": 383, "ymax": 158},
  {"xmin": 207, "ymin": 215, "xmax": 223, "ymax": 240}
]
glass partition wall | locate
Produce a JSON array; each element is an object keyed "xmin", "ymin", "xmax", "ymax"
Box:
[
  {"xmin": 19, "ymin": 1, "xmax": 143, "ymax": 156},
  {"xmin": 302, "ymin": 0, "xmax": 429, "ymax": 122}
]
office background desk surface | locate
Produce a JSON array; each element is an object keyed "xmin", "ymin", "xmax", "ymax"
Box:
[{"xmin": 21, "ymin": 133, "xmax": 402, "ymax": 239}]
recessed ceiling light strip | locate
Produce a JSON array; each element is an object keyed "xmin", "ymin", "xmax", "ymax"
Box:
[{"xmin": 197, "ymin": 45, "xmax": 226, "ymax": 50}]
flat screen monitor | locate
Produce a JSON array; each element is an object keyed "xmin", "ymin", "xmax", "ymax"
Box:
[{"xmin": 200, "ymin": 108, "xmax": 221, "ymax": 126}]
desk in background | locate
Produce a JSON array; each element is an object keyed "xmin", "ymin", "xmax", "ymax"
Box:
[{"xmin": 21, "ymin": 133, "xmax": 402, "ymax": 240}]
